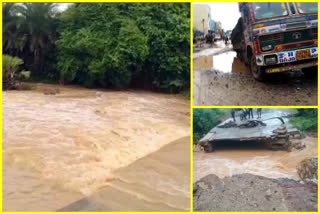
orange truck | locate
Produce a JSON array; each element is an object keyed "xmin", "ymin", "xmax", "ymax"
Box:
[{"xmin": 231, "ymin": 2, "xmax": 318, "ymax": 81}]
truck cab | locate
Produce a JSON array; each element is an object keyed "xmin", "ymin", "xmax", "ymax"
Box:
[{"xmin": 232, "ymin": 3, "xmax": 318, "ymax": 80}]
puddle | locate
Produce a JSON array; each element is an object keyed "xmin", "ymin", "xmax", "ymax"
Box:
[
  {"xmin": 193, "ymin": 50, "xmax": 249, "ymax": 75},
  {"xmin": 213, "ymin": 51, "xmax": 237, "ymax": 73}
]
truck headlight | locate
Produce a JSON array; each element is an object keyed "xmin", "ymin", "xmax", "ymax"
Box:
[
  {"xmin": 261, "ymin": 44, "xmax": 273, "ymax": 52},
  {"xmin": 264, "ymin": 55, "xmax": 278, "ymax": 65}
]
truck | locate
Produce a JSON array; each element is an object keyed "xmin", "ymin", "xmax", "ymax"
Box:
[{"xmin": 231, "ymin": 3, "xmax": 318, "ymax": 81}]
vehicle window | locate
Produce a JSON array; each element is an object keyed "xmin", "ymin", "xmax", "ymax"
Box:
[
  {"xmin": 296, "ymin": 3, "xmax": 318, "ymax": 14},
  {"xmin": 252, "ymin": 3, "xmax": 288, "ymax": 20}
]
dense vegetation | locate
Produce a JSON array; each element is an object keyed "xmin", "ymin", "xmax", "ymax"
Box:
[
  {"xmin": 193, "ymin": 109, "xmax": 228, "ymax": 144},
  {"xmin": 290, "ymin": 109, "xmax": 317, "ymax": 132},
  {"xmin": 3, "ymin": 3, "xmax": 190, "ymax": 92}
]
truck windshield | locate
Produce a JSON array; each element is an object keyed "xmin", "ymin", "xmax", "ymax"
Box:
[
  {"xmin": 252, "ymin": 3, "xmax": 288, "ymax": 20},
  {"xmin": 295, "ymin": 3, "xmax": 318, "ymax": 14}
]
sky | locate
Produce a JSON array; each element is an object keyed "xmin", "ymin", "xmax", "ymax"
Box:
[
  {"xmin": 56, "ymin": 3, "xmax": 72, "ymax": 12},
  {"xmin": 195, "ymin": 3, "xmax": 241, "ymax": 31}
]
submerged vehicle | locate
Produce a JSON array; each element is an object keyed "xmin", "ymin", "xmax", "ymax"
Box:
[
  {"xmin": 231, "ymin": 2, "xmax": 318, "ymax": 81},
  {"xmin": 198, "ymin": 115, "xmax": 302, "ymax": 153}
]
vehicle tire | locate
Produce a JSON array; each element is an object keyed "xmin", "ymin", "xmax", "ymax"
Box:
[
  {"xmin": 203, "ymin": 143, "xmax": 215, "ymax": 153},
  {"xmin": 249, "ymin": 54, "xmax": 266, "ymax": 81},
  {"xmin": 302, "ymin": 66, "xmax": 317, "ymax": 78}
]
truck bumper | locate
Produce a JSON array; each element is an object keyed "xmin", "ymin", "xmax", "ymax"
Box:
[
  {"xmin": 265, "ymin": 60, "xmax": 318, "ymax": 73},
  {"xmin": 256, "ymin": 47, "xmax": 318, "ymax": 67}
]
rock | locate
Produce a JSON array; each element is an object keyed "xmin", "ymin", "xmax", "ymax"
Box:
[
  {"xmin": 193, "ymin": 144, "xmax": 203, "ymax": 152},
  {"xmin": 272, "ymin": 126, "xmax": 287, "ymax": 135},
  {"xmin": 217, "ymin": 120, "xmax": 237, "ymax": 128},
  {"xmin": 297, "ymin": 158, "xmax": 318, "ymax": 181},
  {"xmin": 43, "ymin": 88, "xmax": 60, "ymax": 95},
  {"xmin": 289, "ymin": 140, "xmax": 306, "ymax": 151}
]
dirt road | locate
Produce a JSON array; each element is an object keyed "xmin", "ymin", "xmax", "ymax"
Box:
[
  {"xmin": 193, "ymin": 41, "xmax": 317, "ymax": 106},
  {"xmin": 193, "ymin": 173, "xmax": 317, "ymax": 212}
]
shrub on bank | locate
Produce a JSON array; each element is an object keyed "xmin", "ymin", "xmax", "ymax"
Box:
[
  {"xmin": 57, "ymin": 3, "xmax": 190, "ymax": 92},
  {"xmin": 2, "ymin": 55, "xmax": 23, "ymax": 89},
  {"xmin": 290, "ymin": 109, "xmax": 317, "ymax": 132}
]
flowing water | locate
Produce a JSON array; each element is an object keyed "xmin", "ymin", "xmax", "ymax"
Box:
[
  {"xmin": 3, "ymin": 84, "xmax": 190, "ymax": 211},
  {"xmin": 193, "ymin": 137, "xmax": 318, "ymax": 182}
]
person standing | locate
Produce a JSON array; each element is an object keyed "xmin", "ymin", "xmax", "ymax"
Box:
[
  {"xmin": 231, "ymin": 108, "xmax": 236, "ymax": 122},
  {"xmin": 257, "ymin": 108, "xmax": 262, "ymax": 119},
  {"xmin": 248, "ymin": 108, "xmax": 253, "ymax": 119}
]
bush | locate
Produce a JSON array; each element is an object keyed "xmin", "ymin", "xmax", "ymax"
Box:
[
  {"xmin": 193, "ymin": 109, "xmax": 228, "ymax": 144},
  {"xmin": 57, "ymin": 3, "xmax": 190, "ymax": 92},
  {"xmin": 290, "ymin": 109, "xmax": 317, "ymax": 132},
  {"xmin": 3, "ymin": 55, "xmax": 23, "ymax": 79},
  {"xmin": 2, "ymin": 55, "xmax": 23, "ymax": 89}
]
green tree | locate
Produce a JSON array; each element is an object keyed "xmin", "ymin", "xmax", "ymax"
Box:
[
  {"xmin": 3, "ymin": 3, "xmax": 59, "ymax": 76},
  {"xmin": 57, "ymin": 3, "xmax": 190, "ymax": 91},
  {"xmin": 290, "ymin": 109, "xmax": 317, "ymax": 132},
  {"xmin": 193, "ymin": 109, "xmax": 227, "ymax": 144}
]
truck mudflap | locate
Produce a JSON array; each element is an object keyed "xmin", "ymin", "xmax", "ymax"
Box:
[{"xmin": 266, "ymin": 60, "xmax": 318, "ymax": 74}]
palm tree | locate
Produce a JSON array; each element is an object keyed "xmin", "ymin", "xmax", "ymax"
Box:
[
  {"xmin": 3, "ymin": 3, "xmax": 26, "ymax": 55},
  {"xmin": 3, "ymin": 3, "xmax": 58, "ymax": 74},
  {"xmin": 18, "ymin": 3, "xmax": 58, "ymax": 74}
]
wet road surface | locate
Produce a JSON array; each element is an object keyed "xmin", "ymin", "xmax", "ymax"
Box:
[
  {"xmin": 193, "ymin": 41, "xmax": 317, "ymax": 106},
  {"xmin": 59, "ymin": 137, "xmax": 190, "ymax": 211},
  {"xmin": 200, "ymin": 109, "xmax": 297, "ymax": 142}
]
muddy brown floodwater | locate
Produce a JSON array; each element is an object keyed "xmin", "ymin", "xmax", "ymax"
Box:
[
  {"xmin": 193, "ymin": 41, "xmax": 317, "ymax": 106},
  {"xmin": 3, "ymin": 84, "xmax": 190, "ymax": 211},
  {"xmin": 193, "ymin": 137, "xmax": 318, "ymax": 182}
]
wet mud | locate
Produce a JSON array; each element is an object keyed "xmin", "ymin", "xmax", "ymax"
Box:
[{"xmin": 193, "ymin": 41, "xmax": 317, "ymax": 106}]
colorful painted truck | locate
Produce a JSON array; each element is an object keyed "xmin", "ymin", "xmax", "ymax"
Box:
[{"xmin": 231, "ymin": 2, "xmax": 318, "ymax": 81}]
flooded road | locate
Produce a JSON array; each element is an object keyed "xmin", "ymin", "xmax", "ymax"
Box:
[
  {"xmin": 3, "ymin": 84, "xmax": 190, "ymax": 211},
  {"xmin": 60, "ymin": 137, "xmax": 190, "ymax": 211},
  {"xmin": 193, "ymin": 41, "xmax": 317, "ymax": 106},
  {"xmin": 193, "ymin": 137, "xmax": 317, "ymax": 182},
  {"xmin": 193, "ymin": 108, "xmax": 318, "ymax": 182}
]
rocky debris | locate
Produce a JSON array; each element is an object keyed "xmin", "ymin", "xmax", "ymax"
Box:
[
  {"xmin": 267, "ymin": 136, "xmax": 290, "ymax": 151},
  {"xmin": 297, "ymin": 158, "xmax": 318, "ymax": 181},
  {"xmin": 238, "ymin": 120, "xmax": 266, "ymax": 128},
  {"xmin": 43, "ymin": 87, "xmax": 60, "ymax": 95},
  {"xmin": 289, "ymin": 131, "xmax": 305, "ymax": 139},
  {"xmin": 217, "ymin": 121, "xmax": 237, "ymax": 128},
  {"xmin": 193, "ymin": 144, "xmax": 204, "ymax": 152},
  {"xmin": 193, "ymin": 173, "xmax": 317, "ymax": 211},
  {"xmin": 200, "ymin": 141, "xmax": 215, "ymax": 153},
  {"xmin": 272, "ymin": 126, "xmax": 288, "ymax": 135},
  {"xmin": 218, "ymin": 120, "xmax": 266, "ymax": 129},
  {"xmin": 288, "ymin": 140, "xmax": 306, "ymax": 151}
]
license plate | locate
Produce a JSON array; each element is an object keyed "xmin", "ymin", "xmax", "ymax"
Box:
[
  {"xmin": 267, "ymin": 68, "xmax": 281, "ymax": 73},
  {"xmin": 310, "ymin": 47, "xmax": 318, "ymax": 58},
  {"xmin": 296, "ymin": 49, "xmax": 311, "ymax": 60}
]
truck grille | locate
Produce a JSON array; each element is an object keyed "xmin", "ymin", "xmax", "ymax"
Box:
[{"xmin": 259, "ymin": 28, "xmax": 317, "ymax": 52}]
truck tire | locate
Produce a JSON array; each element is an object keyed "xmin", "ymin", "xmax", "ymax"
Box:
[{"xmin": 249, "ymin": 54, "xmax": 266, "ymax": 81}]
